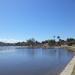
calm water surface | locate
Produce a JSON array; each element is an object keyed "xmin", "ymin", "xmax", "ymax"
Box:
[{"xmin": 0, "ymin": 46, "xmax": 75, "ymax": 75}]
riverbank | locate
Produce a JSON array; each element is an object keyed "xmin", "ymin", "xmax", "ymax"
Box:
[
  {"xmin": 60, "ymin": 45, "xmax": 75, "ymax": 51},
  {"xmin": 25, "ymin": 44, "xmax": 75, "ymax": 51},
  {"xmin": 60, "ymin": 56, "xmax": 75, "ymax": 75},
  {"xmin": 64, "ymin": 45, "xmax": 75, "ymax": 51}
]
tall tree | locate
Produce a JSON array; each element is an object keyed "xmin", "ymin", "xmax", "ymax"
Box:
[
  {"xmin": 67, "ymin": 38, "xmax": 75, "ymax": 46},
  {"xmin": 26, "ymin": 38, "xmax": 36, "ymax": 46},
  {"xmin": 48, "ymin": 40, "xmax": 56, "ymax": 46},
  {"xmin": 57, "ymin": 36, "xmax": 61, "ymax": 46},
  {"xmin": 53, "ymin": 36, "xmax": 56, "ymax": 40},
  {"xmin": 57, "ymin": 36, "xmax": 60, "ymax": 41}
]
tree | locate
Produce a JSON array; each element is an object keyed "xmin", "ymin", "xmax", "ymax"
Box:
[
  {"xmin": 53, "ymin": 36, "xmax": 56, "ymax": 40},
  {"xmin": 59, "ymin": 39, "xmax": 65, "ymax": 45},
  {"xmin": 15, "ymin": 42, "xmax": 26, "ymax": 46},
  {"xmin": 42, "ymin": 40, "xmax": 48, "ymax": 44},
  {"xmin": 48, "ymin": 40, "xmax": 56, "ymax": 46},
  {"xmin": 26, "ymin": 38, "xmax": 36, "ymax": 46},
  {"xmin": 57, "ymin": 36, "xmax": 61, "ymax": 46},
  {"xmin": 57, "ymin": 36, "xmax": 60, "ymax": 40},
  {"xmin": 67, "ymin": 38, "xmax": 75, "ymax": 46}
]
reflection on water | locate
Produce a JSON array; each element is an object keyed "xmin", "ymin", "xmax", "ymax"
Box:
[{"xmin": 0, "ymin": 46, "xmax": 74, "ymax": 75}]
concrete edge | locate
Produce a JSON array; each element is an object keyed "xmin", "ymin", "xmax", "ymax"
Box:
[{"xmin": 60, "ymin": 56, "xmax": 75, "ymax": 75}]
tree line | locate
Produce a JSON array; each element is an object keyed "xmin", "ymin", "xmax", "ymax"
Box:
[{"xmin": 0, "ymin": 36, "xmax": 75, "ymax": 47}]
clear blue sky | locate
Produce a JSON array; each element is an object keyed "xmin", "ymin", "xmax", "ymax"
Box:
[{"xmin": 0, "ymin": 0, "xmax": 75, "ymax": 42}]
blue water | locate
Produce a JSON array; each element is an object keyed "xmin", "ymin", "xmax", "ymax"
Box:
[{"xmin": 0, "ymin": 46, "xmax": 74, "ymax": 75}]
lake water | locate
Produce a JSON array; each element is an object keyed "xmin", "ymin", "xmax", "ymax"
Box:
[{"xmin": 0, "ymin": 46, "xmax": 75, "ymax": 75}]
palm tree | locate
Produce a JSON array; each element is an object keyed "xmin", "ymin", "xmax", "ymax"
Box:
[
  {"xmin": 57, "ymin": 36, "xmax": 60, "ymax": 41},
  {"xmin": 57, "ymin": 36, "xmax": 61, "ymax": 46},
  {"xmin": 53, "ymin": 36, "xmax": 56, "ymax": 40}
]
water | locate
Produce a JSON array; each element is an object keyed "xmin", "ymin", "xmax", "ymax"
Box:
[{"xmin": 0, "ymin": 46, "xmax": 75, "ymax": 75}]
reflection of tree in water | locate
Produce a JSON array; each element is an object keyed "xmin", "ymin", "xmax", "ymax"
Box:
[
  {"xmin": 16, "ymin": 48, "xmax": 37, "ymax": 57},
  {"xmin": 16, "ymin": 48, "xmax": 74, "ymax": 63},
  {"xmin": 42, "ymin": 48, "xmax": 58, "ymax": 56},
  {"xmin": 26, "ymin": 48, "xmax": 36, "ymax": 57}
]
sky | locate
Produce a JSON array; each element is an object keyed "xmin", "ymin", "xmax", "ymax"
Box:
[{"xmin": 0, "ymin": 0, "xmax": 75, "ymax": 42}]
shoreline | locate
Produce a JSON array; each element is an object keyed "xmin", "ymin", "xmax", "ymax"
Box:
[
  {"xmin": 60, "ymin": 56, "xmax": 75, "ymax": 75},
  {"xmin": 0, "ymin": 45, "xmax": 75, "ymax": 75},
  {"xmin": 61, "ymin": 45, "xmax": 75, "ymax": 75},
  {"xmin": 60, "ymin": 45, "xmax": 75, "ymax": 75},
  {"xmin": 0, "ymin": 45, "xmax": 75, "ymax": 50},
  {"xmin": 65, "ymin": 46, "xmax": 75, "ymax": 52}
]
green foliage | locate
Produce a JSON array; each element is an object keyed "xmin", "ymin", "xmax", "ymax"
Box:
[
  {"xmin": 67, "ymin": 38, "xmax": 75, "ymax": 46},
  {"xmin": 42, "ymin": 40, "xmax": 48, "ymax": 44},
  {"xmin": 57, "ymin": 36, "xmax": 60, "ymax": 40},
  {"xmin": 48, "ymin": 40, "xmax": 56, "ymax": 46},
  {"xmin": 0, "ymin": 37, "xmax": 75, "ymax": 47},
  {"xmin": 26, "ymin": 38, "xmax": 36, "ymax": 46},
  {"xmin": 15, "ymin": 42, "xmax": 26, "ymax": 46}
]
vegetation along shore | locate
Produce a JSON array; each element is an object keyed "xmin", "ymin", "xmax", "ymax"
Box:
[{"xmin": 0, "ymin": 36, "xmax": 75, "ymax": 51}]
